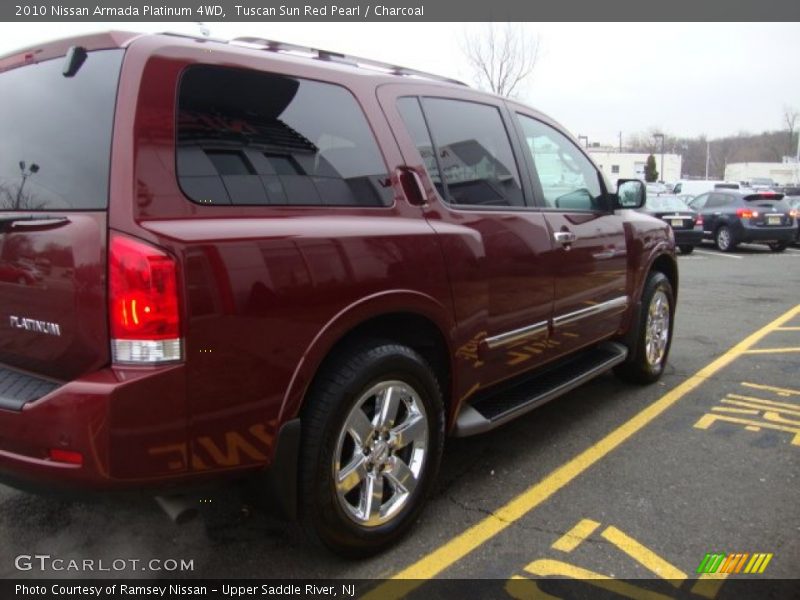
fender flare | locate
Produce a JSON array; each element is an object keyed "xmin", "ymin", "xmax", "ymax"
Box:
[{"xmin": 278, "ymin": 289, "xmax": 455, "ymax": 424}]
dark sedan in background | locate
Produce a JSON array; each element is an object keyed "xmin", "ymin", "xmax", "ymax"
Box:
[
  {"xmin": 688, "ymin": 190, "xmax": 797, "ymax": 252},
  {"xmin": 640, "ymin": 194, "xmax": 703, "ymax": 254}
]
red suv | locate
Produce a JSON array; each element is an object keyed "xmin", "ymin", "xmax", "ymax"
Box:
[{"xmin": 0, "ymin": 32, "xmax": 677, "ymax": 555}]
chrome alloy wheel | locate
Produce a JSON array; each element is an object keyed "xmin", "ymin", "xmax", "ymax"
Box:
[
  {"xmin": 645, "ymin": 289, "xmax": 670, "ymax": 367},
  {"xmin": 716, "ymin": 227, "xmax": 731, "ymax": 251},
  {"xmin": 333, "ymin": 380, "xmax": 428, "ymax": 527}
]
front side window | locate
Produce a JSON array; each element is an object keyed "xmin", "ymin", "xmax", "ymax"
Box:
[
  {"xmin": 177, "ymin": 65, "xmax": 391, "ymax": 207},
  {"xmin": 516, "ymin": 114, "xmax": 603, "ymax": 210},
  {"xmin": 397, "ymin": 97, "xmax": 524, "ymax": 207},
  {"xmin": 690, "ymin": 193, "xmax": 709, "ymax": 210}
]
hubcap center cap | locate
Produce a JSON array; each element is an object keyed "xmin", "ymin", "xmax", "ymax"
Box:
[{"xmin": 371, "ymin": 440, "xmax": 390, "ymax": 465}]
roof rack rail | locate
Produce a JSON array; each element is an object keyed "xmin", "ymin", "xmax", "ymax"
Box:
[{"xmin": 229, "ymin": 36, "xmax": 467, "ymax": 86}]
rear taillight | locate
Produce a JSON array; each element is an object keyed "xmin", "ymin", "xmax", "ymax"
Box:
[
  {"xmin": 695, "ymin": 215, "xmax": 703, "ymax": 227},
  {"xmin": 791, "ymin": 209, "xmax": 797, "ymax": 219},
  {"xmin": 109, "ymin": 233, "xmax": 182, "ymax": 364},
  {"xmin": 736, "ymin": 208, "xmax": 759, "ymax": 219}
]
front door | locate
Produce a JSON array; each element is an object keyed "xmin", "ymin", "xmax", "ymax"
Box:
[{"xmin": 513, "ymin": 112, "xmax": 629, "ymax": 357}]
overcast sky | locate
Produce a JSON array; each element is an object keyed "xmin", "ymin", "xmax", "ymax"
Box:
[{"xmin": 1, "ymin": 22, "xmax": 798, "ymax": 145}]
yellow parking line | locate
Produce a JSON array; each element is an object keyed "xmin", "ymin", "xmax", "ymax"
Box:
[
  {"xmin": 362, "ymin": 304, "xmax": 800, "ymax": 596},
  {"xmin": 601, "ymin": 526, "xmax": 687, "ymax": 584},
  {"xmin": 551, "ymin": 518, "xmax": 601, "ymax": 552},
  {"xmin": 775, "ymin": 326, "xmax": 800, "ymax": 331},
  {"xmin": 691, "ymin": 573, "xmax": 730, "ymax": 599},
  {"xmin": 743, "ymin": 347, "xmax": 800, "ymax": 355},
  {"xmin": 741, "ymin": 382, "xmax": 800, "ymax": 397}
]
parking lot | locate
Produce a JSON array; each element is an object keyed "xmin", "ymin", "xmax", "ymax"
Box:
[{"xmin": 1, "ymin": 242, "xmax": 798, "ymax": 595}]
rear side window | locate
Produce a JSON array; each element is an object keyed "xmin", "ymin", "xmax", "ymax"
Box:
[
  {"xmin": 706, "ymin": 193, "xmax": 731, "ymax": 208},
  {"xmin": 0, "ymin": 50, "xmax": 123, "ymax": 211},
  {"xmin": 399, "ymin": 97, "xmax": 524, "ymax": 207},
  {"xmin": 396, "ymin": 97, "xmax": 443, "ymax": 197},
  {"xmin": 176, "ymin": 65, "xmax": 391, "ymax": 207}
]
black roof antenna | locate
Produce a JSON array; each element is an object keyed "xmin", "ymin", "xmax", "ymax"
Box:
[{"xmin": 63, "ymin": 46, "xmax": 87, "ymax": 77}]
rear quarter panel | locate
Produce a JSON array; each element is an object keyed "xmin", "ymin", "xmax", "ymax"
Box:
[{"xmin": 108, "ymin": 36, "xmax": 456, "ymax": 475}]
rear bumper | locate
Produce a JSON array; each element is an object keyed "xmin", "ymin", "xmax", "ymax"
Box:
[
  {"xmin": 0, "ymin": 364, "xmax": 188, "ymax": 493},
  {"xmin": 673, "ymin": 229, "xmax": 704, "ymax": 246},
  {"xmin": 737, "ymin": 223, "xmax": 797, "ymax": 244},
  {"xmin": 0, "ymin": 362, "xmax": 298, "ymax": 514}
]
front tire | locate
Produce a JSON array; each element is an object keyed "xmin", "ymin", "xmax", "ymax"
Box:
[
  {"xmin": 615, "ymin": 271, "xmax": 675, "ymax": 384},
  {"xmin": 715, "ymin": 225, "xmax": 736, "ymax": 252},
  {"xmin": 299, "ymin": 342, "xmax": 444, "ymax": 556}
]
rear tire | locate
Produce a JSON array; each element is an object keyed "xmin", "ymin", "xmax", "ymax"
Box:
[
  {"xmin": 615, "ymin": 271, "xmax": 675, "ymax": 384},
  {"xmin": 679, "ymin": 245, "xmax": 695, "ymax": 255},
  {"xmin": 768, "ymin": 241, "xmax": 787, "ymax": 253},
  {"xmin": 714, "ymin": 226, "xmax": 736, "ymax": 252},
  {"xmin": 298, "ymin": 342, "xmax": 444, "ymax": 557}
]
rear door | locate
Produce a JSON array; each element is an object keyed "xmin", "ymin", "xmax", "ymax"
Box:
[
  {"xmin": 378, "ymin": 84, "xmax": 557, "ymax": 388},
  {"xmin": 511, "ymin": 111, "xmax": 628, "ymax": 357},
  {"xmin": 701, "ymin": 193, "xmax": 733, "ymax": 233},
  {"xmin": 0, "ymin": 49, "xmax": 123, "ymax": 380}
]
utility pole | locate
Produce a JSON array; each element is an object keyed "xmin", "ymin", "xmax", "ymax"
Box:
[
  {"xmin": 619, "ymin": 131, "xmax": 622, "ymax": 152},
  {"xmin": 705, "ymin": 141, "xmax": 710, "ymax": 180},
  {"xmin": 796, "ymin": 128, "xmax": 800, "ymax": 185}
]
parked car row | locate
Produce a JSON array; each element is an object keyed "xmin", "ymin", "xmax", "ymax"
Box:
[
  {"xmin": 687, "ymin": 190, "xmax": 797, "ymax": 252},
  {"xmin": 643, "ymin": 180, "xmax": 799, "ymax": 252},
  {"xmin": 639, "ymin": 194, "xmax": 703, "ymax": 254}
]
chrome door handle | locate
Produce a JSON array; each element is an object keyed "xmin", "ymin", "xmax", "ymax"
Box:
[{"xmin": 554, "ymin": 231, "xmax": 577, "ymax": 245}]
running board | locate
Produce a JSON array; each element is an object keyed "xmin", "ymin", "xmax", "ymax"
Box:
[{"xmin": 453, "ymin": 342, "xmax": 628, "ymax": 437}]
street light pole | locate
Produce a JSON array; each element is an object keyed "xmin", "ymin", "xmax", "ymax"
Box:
[{"xmin": 15, "ymin": 161, "xmax": 40, "ymax": 210}]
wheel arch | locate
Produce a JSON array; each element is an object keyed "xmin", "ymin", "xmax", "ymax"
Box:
[{"xmin": 279, "ymin": 291, "xmax": 455, "ymax": 426}]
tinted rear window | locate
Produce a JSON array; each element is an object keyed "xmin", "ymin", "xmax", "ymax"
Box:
[
  {"xmin": 0, "ymin": 50, "xmax": 123, "ymax": 211},
  {"xmin": 176, "ymin": 65, "xmax": 391, "ymax": 207}
]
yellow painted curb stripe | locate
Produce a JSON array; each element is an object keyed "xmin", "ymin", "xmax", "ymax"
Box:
[{"xmin": 363, "ymin": 304, "xmax": 800, "ymax": 595}]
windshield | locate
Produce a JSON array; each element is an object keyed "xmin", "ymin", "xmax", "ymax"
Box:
[
  {"xmin": 646, "ymin": 195, "xmax": 691, "ymax": 211},
  {"xmin": 0, "ymin": 49, "xmax": 123, "ymax": 211}
]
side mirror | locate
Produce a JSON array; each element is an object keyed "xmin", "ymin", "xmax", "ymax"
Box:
[{"xmin": 615, "ymin": 179, "xmax": 646, "ymax": 209}]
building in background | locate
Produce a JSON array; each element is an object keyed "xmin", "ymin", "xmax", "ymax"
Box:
[
  {"xmin": 587, "ymin": 147, "xmax": 682, "ymax": 185},
  {"xmin": 724, "ymin": 159, "xmax": 800, "ymax": 186}
]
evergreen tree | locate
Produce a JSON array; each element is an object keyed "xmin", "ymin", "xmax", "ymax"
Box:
[{"xmin": 644, "ymin": 154, "xmax": 659, "ymax": 182}]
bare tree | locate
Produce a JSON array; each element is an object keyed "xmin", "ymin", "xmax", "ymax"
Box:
[
  {"xmin": 0, "ymin": 181, "xmax": 46, "ymax": 211},
  {"xmin": 783, "ymin": 104, "xmax": 799, "ymax": 156},
  {"xmin": 462, "ymin": 24, "xmax": 541, "ymax": 98}
]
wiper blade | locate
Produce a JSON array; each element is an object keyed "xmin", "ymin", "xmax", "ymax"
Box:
[{"xmin": 0, "ymin": 215, "xmax": 69, "ymax": 229}]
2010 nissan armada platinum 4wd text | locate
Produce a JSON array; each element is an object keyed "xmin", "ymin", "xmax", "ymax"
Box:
[{"xmin": 0, "ymin": 32, "xmax": 677, "ymax": 556}]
